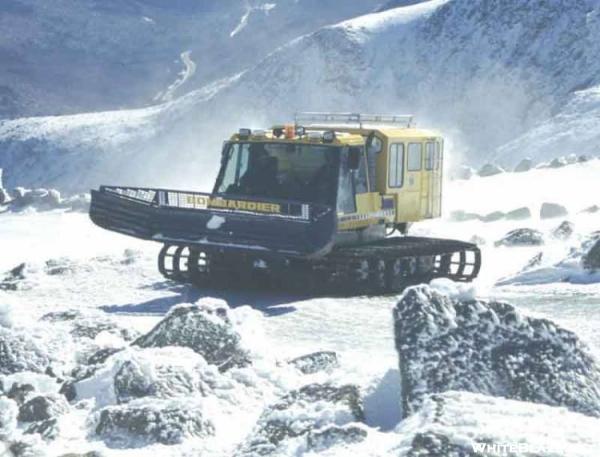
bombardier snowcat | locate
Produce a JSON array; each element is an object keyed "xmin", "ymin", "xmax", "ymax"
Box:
[{"xmin": 89, "ymin": 113, "xmax": 481, "ymax": 295}]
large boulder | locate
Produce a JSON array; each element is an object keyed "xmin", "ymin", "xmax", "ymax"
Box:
[
  {"xmin": 393, "ymin": 286, "xmax": 600, "ymax": 418},
  {"xmin": 395, "ymin": 392, "xmax": 600, "ymax": 457},
  {"xmin": 94, "ymin": 399, "xmax": 214, "ymax": 447},
  {"xmin": 133, "ymin": 304, "xmax": 250, "ymax": 372},
  {"xmin": 513, "ymin": 158, "xmax": 533, "ymax": 172},
  {"xmin": 18, "ymin": 394, "xmax": 69, "ymax": 422},
  {"xmin": 477, "ymin": 163, "xmax": 505, "ymax": 177},
  {"xmin": 494, "ymin": 228, "xmax": 544, "ymax": 247},
  {"xmin": 540, "ymin": 202, "xmax": 568, "ymax": 219},
  {"xmin": 0, "ymin": 327, "xmax": 50, "ymax": 375},
  {"xmin": 113, "ymin": 348, "xmax": 210, "ymax": 404},
  {"xmin": 239, "ymin": 383, "xmax": 366, "ymax": 455}
]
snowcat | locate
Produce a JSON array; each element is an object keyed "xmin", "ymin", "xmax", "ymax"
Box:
[{"xmin": 89, "ymin": 113, "xmax": 481, "ymax": 294}]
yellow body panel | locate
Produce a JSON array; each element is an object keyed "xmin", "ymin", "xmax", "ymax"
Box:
[{"xmin": 229, "ymin": 121, "xmax": 444, "ymax": 231}]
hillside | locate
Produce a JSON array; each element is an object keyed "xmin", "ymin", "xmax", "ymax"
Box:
[{"xmin": 1, "ymin": 0, "xmax": 599, "ymax": 192}]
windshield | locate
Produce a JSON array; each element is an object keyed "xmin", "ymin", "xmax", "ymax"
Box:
[{"xmin": 214, "ymin": 142, "xmax": 340, "ymax": 205}]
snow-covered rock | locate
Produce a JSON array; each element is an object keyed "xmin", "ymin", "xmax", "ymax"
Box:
[
  {"xmin": 288, "ymin": 351, "xmax": 339, "ymax": 375},
  {"xmin": 0, "ymin": 327, "xmax": 50, "ymax": 375},
  {"xmin": 505, "ymin": 207, "xmax": 531, "ymax": 221},
  {"xmin": 18, "ymin": 394, "xmax": 69, "ymax": 422},
  {"xmin": 0, "ymin": 263, "xmax": 27, "ymax": 291},
  {"xmin": 477, "ymin": 163, "xmax": 505, "ymax": 177},
  {"xmin": 113, "ymin": 348, "xmax": 211, "ymax": 404},
  {"xmin": 583, "ymin": 238, "xmax": 600, "ymax": 271},
  {"xmin": 7, "ymin": 383, "xmax": 35, "ymax": 405},
  {"xmin": 393, "ymin": 285, "xmax": 600, "ymax": 418},
  {"xmin": 394, "ymin": 391, "xmax": 600, "ymax": 457},
  {"xmin": 582, "ymin": 204, "xmax": 600, "ymax": 214},
  {"xmin": 448, "ymin": 210, "xmax": 480, "ymax": 222},
  {"xmin": 540, "ymin": 202, "xmax": 568, "ymax": 219},
  {"xmin": 41, "ymin": 309, "xmax": 138, "ymax": 342},
  {"xmin": 239, "ymin": 383, "xmax": 365, "ymax": 455},
  {"xmin": 498, "ymin": 232, "xmax": 600, "ymax": 285},
  {"xmin": 552, "ymin": 220, "xmax": 575, "ymax": 240},
  {"xmin": 0, "ymin": 397, "xmax": 18, "ymax": 441},
  {"xmin": 513, "ymin": 158, "xmax": 533, "ymax": 172},
  {"xmin": 94, "ymin": 398, "xmax": 214, "ymax": 447},
  {"xmin": 133, "ymin": 304, "xmax": 251, "ymax": 372},
  {"xmin": 494, "ymin": 228, "xmax": 544, "ymax": 247}
]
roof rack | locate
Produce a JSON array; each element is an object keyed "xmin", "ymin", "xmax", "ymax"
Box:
[{"xmin": 294, "ymin": 112, "xmax": 415, "ymax": 129}]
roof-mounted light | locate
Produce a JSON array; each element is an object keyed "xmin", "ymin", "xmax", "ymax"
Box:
[
  {"xmin": 295, "ymin": 125, "xmax": 306, "ymax": 136},
  {"xmin": 272, "ymin": 126, "xmax": 284, "ymax": 138},
  {"xmin": 252, "ymin": 129, "xmax": 266, "ymax": 137},
  {"xmin": 238, "ymin": 128, "xmax": 251, "ymax": 139},
  {"xmin": 322, "ymin": 130, "xmax": 336, "ymax": 143}
]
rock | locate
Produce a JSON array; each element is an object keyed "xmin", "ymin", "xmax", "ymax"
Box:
[
  {"xmin": 240, "ymin": 383, "xmax": 365, "ymax": 456},
  {"xmin": 0, "ymin": 327, "xmax": 50, "ymax": 375},
  {"xmin": 521, "ymin": 252, "xmax": 543, "ymax": 271},
  {"xmin": 41, "ymin": 309, "xmax": 138, "ymax": 341},
  {"xmin": 288, "ymin": 351, "xmax": 339, "ymax": 375},
  {"xmin": 578, "ymin": 154, "xmax": 589, "ymax": 162},
  {"xmin": 133, "ymin": 304, "xmax": 250, "ymax": 372},
  {"xmin": 448, "ymin": 210, "xmax": 481, "ymax": 222},
  {"xmin": 397, "ymin": 391, "xmax": 600, "ymax": 457},
  {"xmin": 551, "ymin": 221, "xmax": 574, "ymax": 240},
  {"xmin": 393, "ymin": 286, "xmax": 600, "ymax": 418},
  {"xmin": 45, "ymin": 258, "xmax": 78, "ymax": 276},
  {"xmin": 548, "ymin": 157, "xmax": 568, "ymax": 168},
  {"xmin": 18, "ymin": 395, "xmax": 69, "ymax": 422},
  {"xmin": 306, "ymin": 425, "xmax": 367, "ymax": 452},
  {"xmin": 7, "ymin": 383, "xmax": 35, "ymax": 405},
  {"xmin": 540, "ymin": 202, "xmax": 568, "ymax": 219},
  {"xmin": 0, "ymin": 263, "xmax": 27, "ymax": 291},
  {"xmin": 0, "ymin": 397, "xmax": 18, "ymax": 440},
  {"xmin": 494, "ymin": 228, "xmax": 544, "ymax": 247},
  {"xmin": 58, "ymin": 452, "xmax": 103, "ymax": 457},
  {"xmin": 513, "ymin": 158, "xmax": 533, "ymax": 172},
  {"xmin": 8, "ymin": 438, "xmax": 45, "ymax": 457},
  {"xmin": 113, "ymin": 350, "xmax": 208, "ymax": 404},
  {"xmin": 581, "ymin": 204, "xmax": 599, "ymax": 214},
  {"xmin": 505, "ymin": 207, "xmax": 531, "ymax": 220},
  {"xmin": 87, "ymin": 348, "xmax": 122, "ymax": 366},
  {"xmin": 94, "ymin": 399, "xmax": 214, "ymax": 447},
  {"xmin": 25, "ymin": 418, "xmax": 59, "ymax": 441},
  {"xmin": 481, "ymin": 211, "xmax": 505, "ymax": 222},
  {"xmin": 583, "ymin": 239, "xmax": 600, "ymax": 270},
  {"xmin": 477, "ymin": 163, "xmax": 505, "ymax": 177}
]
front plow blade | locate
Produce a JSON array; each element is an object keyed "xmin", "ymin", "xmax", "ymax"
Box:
[{"xmin": 89, "ymin": 186, "xmax": 336, "ymax": 258}]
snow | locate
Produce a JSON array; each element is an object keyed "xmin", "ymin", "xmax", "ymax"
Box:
[{"xmin": 206, "ymin": 215, "xmax": 226, "ymax": 230}]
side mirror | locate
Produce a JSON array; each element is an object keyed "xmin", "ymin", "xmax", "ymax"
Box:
[{"xmin": 348, "ymin": 148, "xmax": 361, "ymax": 170}]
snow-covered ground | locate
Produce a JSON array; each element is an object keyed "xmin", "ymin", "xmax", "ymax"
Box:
[{"xmin": 1, "ymin": 160, "xmax": 599, "ymax": 455}]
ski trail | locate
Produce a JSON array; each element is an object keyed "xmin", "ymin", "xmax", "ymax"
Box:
[
  {"xmin": 230, "ymin": 2, "xmax": 276, "ymax": 38},
  {"xmin": 155, "ymin": 50, "xmax": 196, "ymax": 102}
]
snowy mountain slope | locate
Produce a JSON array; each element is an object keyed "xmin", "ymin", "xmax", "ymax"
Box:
[
  {"xmin": 2, "ymin": 0, "xmax": 600, "ymax": 192},
  {"xmin": 0, "ymin": 0, "xmax": 383, "ymax": 118}
]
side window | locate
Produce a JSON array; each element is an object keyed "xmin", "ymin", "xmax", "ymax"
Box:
[
  {"xmin": 388, "ymin": 143, "xmax": 405, "ymax": 188},
  {"xmin": 407, "ymin": 143, "xmax": 423, "ymax": 171},
  {"xmin": 337, "ymin": 149, "xmax": 357, "ymax": 214},
  {"xmin": 435, "ymin": 141, "xmax": 443, "ymax": 170},
  {"xmin": 366, "ymin": 135, "xmax": 382, "ymax": 191},
  {"xmin": 425, "ymin": 142, "xmax": 435, "ymax": 170},
  {"xmin": 353, "ymin": 147, "xmax": 368, "ymax": 194}
]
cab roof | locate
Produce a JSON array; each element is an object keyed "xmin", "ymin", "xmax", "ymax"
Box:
[{"xmin": 230, "ymin": 130, "xmax": 365, "ymax": 147}]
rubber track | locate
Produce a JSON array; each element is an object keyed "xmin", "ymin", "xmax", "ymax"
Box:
[{"xmin": 157, "ymin": 236, "xmax": 481, "ymax": 296}]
